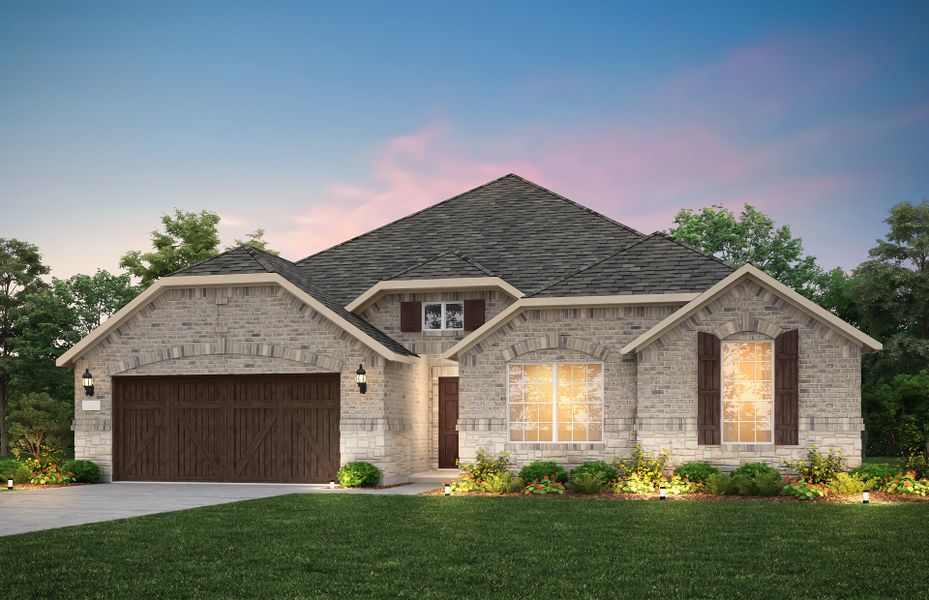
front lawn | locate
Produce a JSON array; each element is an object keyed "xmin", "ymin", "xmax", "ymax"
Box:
[{"xmin": 2, "ymin": 494, "xmax": 928, "ymax": 599}]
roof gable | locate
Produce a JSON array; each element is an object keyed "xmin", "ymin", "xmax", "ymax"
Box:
[
  {"xmin": 296, "ymin": 174, "xmax": 645, "ymax": 304},
  {"xmin": 531, "ymin": 233, "xmax": 734, "ymax": 297}
]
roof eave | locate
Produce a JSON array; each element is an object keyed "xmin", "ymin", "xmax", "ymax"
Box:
[
  {"xmin": 345, "ymin": 277, "xmax": 525, "ymax": 313},
  {"xmin": 56, "ymin": 273, "xmax": 418, "ymax": 368},
  {"xmin": 619, "ymin": 264, "xmax": 883, "ymax": 355}
]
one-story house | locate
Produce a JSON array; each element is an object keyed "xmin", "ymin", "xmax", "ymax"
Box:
[{"xmin": 57, "ymin": 174, "xmax": 881, "ymax": 483}]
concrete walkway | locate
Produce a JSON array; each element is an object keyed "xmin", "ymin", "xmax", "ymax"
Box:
[{"xmin": 0, "ymin": 481, "xmax": 439, "ymax": 537}]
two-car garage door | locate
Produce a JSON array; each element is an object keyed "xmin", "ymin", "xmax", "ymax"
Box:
[{"xmin": 113, "ymin": 374, "xmax": 340, "ymax": 483}]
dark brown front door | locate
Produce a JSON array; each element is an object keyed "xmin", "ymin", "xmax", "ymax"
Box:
[
  {"xmin": 438, "ymin": 377, "xmax": 459, "ymax": 468},
  {"xmin": 113, "ymin": 374, "xmax": 340, "ymax": 483}
]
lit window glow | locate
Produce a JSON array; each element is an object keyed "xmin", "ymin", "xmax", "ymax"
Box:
[
  {"xmin": 722, "ymin": 341, "xmax": 773, "ymax": 443},
  {"xmin": 508, "ymin": 363, "xmax": 603, "ymax": 442}
]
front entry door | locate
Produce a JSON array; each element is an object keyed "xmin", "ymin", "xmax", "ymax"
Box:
[{"xmin": 438, "ymin": 377, "xmax": 459, "ymax": 468}]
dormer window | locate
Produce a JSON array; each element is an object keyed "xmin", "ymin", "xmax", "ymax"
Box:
[{"xmin": 423, "ymin": 302, "xmax": 464, "ymax": 331}]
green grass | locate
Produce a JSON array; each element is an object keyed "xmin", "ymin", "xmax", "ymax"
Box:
[{"xmin": 2, "ymin": 495, "xmax": 929, "ymax": 599}]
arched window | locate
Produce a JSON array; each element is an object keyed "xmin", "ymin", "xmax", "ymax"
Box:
[{"xmin": 721, "ymin": 341, "xmax": 774, "ymax": 443}]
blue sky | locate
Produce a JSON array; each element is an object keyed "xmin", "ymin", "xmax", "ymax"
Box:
[{"xmin": 1, "ymin": 1, "xmax": 927, "ymax": 277}]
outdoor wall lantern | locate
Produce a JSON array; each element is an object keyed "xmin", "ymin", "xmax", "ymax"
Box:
[
  {"xmin": 355, "ymin": 364, "xmax": 367, "ymax": 394},
  {"xmin": 862, "ymin": 491, "xmax": 870, "ymax": 504},
  {"xmin": 659, "ymin": 485, "xmax": 667, "ymax": 500},
  {"xmin": 82, "ymin": 369, "xmax": 95, "ymax": 397}
]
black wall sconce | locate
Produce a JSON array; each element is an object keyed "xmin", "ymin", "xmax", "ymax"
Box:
[
  {"xmin": 355, "ymin": 364, "xmax": 367, "ymax": 394},
  {"xmin": 82, "ymin": 369, "xmax": 95, "ymax": 397}
]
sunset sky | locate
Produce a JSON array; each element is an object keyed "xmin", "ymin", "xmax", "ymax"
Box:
[{"xmin": 2, "ymin": 1, "xmax": 927, "ymax": 278}]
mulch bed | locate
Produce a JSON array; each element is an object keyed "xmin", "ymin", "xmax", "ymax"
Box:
[
  {"xmin": 3, "ymin": 482, "xmax": 90, "ymax": 491},
  {"xmin": 424, "ymin": 488, "xmax": 929, "ymax": 503}
]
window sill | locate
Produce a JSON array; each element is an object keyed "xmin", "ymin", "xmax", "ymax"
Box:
[
  {"xmin": 505, "ymin": 442, "xmax": 606, "ymax": 451},
  {"xmin": 719, "ymin": 443, "xmax": 775, "ymax": 452}
]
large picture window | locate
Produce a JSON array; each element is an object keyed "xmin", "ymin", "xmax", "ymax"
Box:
[
  {"xmin": 722, "ymin": 341, "xmax": 773, "ymax": 443},
  {"xmin": 508, "ymin": 363, "xmax": 603, "ymax": 442}
]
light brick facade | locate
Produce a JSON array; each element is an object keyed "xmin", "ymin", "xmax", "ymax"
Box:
[
  {"xmin": 456, "ymin": 275, "xmax": 865, "ymax": 472},
  {"xmin": 70, "ymin": 274, "xmax": 866, "ymax": 483}
]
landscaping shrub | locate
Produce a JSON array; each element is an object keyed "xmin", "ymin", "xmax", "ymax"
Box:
[
  {"xmin": 704, "ymin": 473, "xmax": 733, "ymax": 496},
  {"xmin": 614, "ymin": 444, "xmax": 669, "ymax": 488},
  {"xmin": 28, "ymin": 463, "xmax": 74, "ymax": 485},
  {"xmin": 663, "ymin": 474, "xmax": 699, "ymax": 495},
  {"xmin": 903, "ymin": 452, "xmax": 929, "ymax": 479},
  {"xmin": 337, "ymin": 461, "xmax": 381, "ymax": 488},
  {"xmin": 783, "ymin": 445, "xmax": 846, "ymax": 485},
  {"xmin": 570, "ymin": 460, "xmax": 619, "ymax": 484},
  {"xmin": 731, "ymin": 471, "xmax": 784, "ymax": 497},
  {"xmin": 827, "ymin": 472, "xmax": 871, "ymax": 495},
  {"xmin": 449, "ymin": 473, "xmax": 486, "ymax": 493},
  {"xmin": 62, "ymin": 459, "xmax": 100, "ymax": 483},
  {"xmin": 851, "ymin": 462, "xmax": 899, "ymax": 482},
  {"xmin": 0, "ymin": 459, "xmax": 31, "ymax": 485},
  {"xmin": 484, "ymin": 471, "xmax": 522, "ymax": 494},
  {"xmin": 519, "ymin": 461, "xmax": 568, "ymax": 484},
  {"xmin": 522, "ymin": 476, "xmax": 565, "ymax": 495},
  {"xmin": 782, "ymin": 479, "xmax": 827, "ymax": 500},
  {"xmin": 613, "ymin": 473, "xmax": 656, "ymax": 495},
  {"xmin": 732, "ymin": 462, "xmax": 780, "ymax": 480},
  {"xmin": 457, "ymin": 448, "xmax": 512, "ymax": 483},
  {"xmin": 673, "ymin": 461, "xmax": 719, "ymax": 484},
  {"xmin": 569, "ymin": 472, "xmax": 610, "ymax": 494},
  {"xmin": 881, "ymin": 472, "xmax": 929, "ymax": 496}
]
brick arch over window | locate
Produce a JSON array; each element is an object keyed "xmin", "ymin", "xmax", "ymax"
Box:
[
  {"xmin": 105, "ymin": 339, "xmax": 344, "ymax": 375},
  {"xmin": 501, "ymin": 334, "xmax": 610, "ymax": 362},
  {"xmin": 712, "ymin": 315, "xmax": 783, "ymax": 340}
]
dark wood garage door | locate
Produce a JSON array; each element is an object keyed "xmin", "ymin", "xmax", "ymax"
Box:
[{"xmin": 113, "ymin": 374, "xmax": 340, "ymax": 483}]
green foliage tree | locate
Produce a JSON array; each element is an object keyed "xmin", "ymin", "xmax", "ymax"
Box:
[
  {"xmin": 225, "ymin": 228, "xmax": 279, "ymax": 255},
  {"xmin": 668, "ymin": 204, "xmax": 822, "ymax": 297},
  {"xmin": 0, "ymin": 239, "xmax": 49, "ymax": 456},
  {"xmin": 120, "ymin": 209, "xmax": 221, "ymax": 287},
  {"xmin": 862, "ymin": 371, "xmax": 929, "ymax": 461},
  {"xmin": 7, "ymin": 392, "xmax": 72, "ymax": 465},
  {"xmin": 12, "ymin": 271, "xmax": 139, "ymax": 402}
]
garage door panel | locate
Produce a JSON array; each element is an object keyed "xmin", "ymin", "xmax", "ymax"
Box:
[{"xmin": 113, "ymin": 374, "xmax": 339, "ymax": 483}]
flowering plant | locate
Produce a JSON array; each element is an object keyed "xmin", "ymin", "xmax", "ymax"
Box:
[
  {"xmin": 27, "ymin": 459, "xmax": 75, "ymax": 485},
  {"xmin": 781, "ymin": 478, "xmax": 827, "ymax": 500},
  {"xmin": 663, "ymin": 474, "xmax": 699, "ymax": 495},
  {"xmin": 522, "ymin": 476, "xmax": 566, "ymax": 495},
  {"xmin": 881, "ymin": 472, "xmax": 929, "ymax": 496},
  {"xmin": 449, "ymin": 473, "xmax": 488, "ymax": 494},
  {"xmin": 613, "ymin": 473, "xmax": 656, "ymax": 495}
]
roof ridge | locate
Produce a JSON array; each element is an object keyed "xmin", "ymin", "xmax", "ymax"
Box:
[
  {"xmin": 297, "ymin": 173, "xmax": 520, "ymax": 264},
  {"xmin": 528, "ymin": 234, "xmax": 659, "ymax": 297},
  {"xmin": 504, "ymin": 174, "xmax": 645, "ymax": 238},
  {"xmin": 387, "ymin": 248, "xmax": 498, "ymax": 280},
  {"xmin": 653, "ymin": 231, "xmax": 736, "ymax": 271},
  {"xmin": 168, "ymin": 245, "xmax": 258, "ymax": 277},
  {"xmin": 448, "ymin": 249, "xmax": 497, "ymax": 277}
]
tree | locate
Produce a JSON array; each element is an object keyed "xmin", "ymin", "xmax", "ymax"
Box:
[
  {"xmin": 120, "ymin": 209, "xmax": 221, "ymax": 287},
  {"xmin": 225, "ymin": 228, "xmax": 279, "ymax": 255},
  {"xmin": 668, "ymin": 204, "xmax": 822, "ymax": 297},
  {"xmin": 854, "ymin": 200, "xmax": 929, "ymax": 379},
  {"xmin": 0, "ymin": 239, "xmax": 49, "ymax": 456},
  {"xmin": 7, "ymin": 392, "xmax": 72, "ymax": 466},
  {"xmin": 12, "ymin": 270, "xmax": 139, "ymax": 403}
]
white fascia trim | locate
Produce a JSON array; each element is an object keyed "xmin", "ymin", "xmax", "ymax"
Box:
[
  {"xmin": 56, "ymin": 273, "xmax": 418, "ymax": 368},
  {"xmin": 442, "ymin": 293, "xmax": 699, "ymax": 360},
  {"xmin": 619, "ymin": 264, "xmax": 883, "ymax": 355},
  {"xmin": 345, "ymin": 276, "xmax": 524, "ymax": 313}
]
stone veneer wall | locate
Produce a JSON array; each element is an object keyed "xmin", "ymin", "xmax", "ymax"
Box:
[
  {"xmin": 360, "ymin": 290, "xmax": 515, "ymax": 355},
  {"xmin": 456, "ymin": 304, "xmax": 681, "ymax": 467},
  {"xmin": 636, "ymin": 277, "xmax": 864, "ymax": 469},
  {"xmin": 71, "ymin": 284, "xmax": 429, "ymax": 482},
  {"xmin": 456, "ymin": 277, "xmax": 866, "ymax": 471}
]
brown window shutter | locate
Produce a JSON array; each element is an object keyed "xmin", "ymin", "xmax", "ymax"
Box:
[
  {"xmin": 400, "ymin": 301, "xmax": 422, "ymax": 332},
  {"xmin": 697, "ymin": 331, "xmax": 721, "ymax": 445},
  {"xmin": 463, "ymin": 299, "xmax": 486, "ymax": 331},
  {"xmin": 775, "ymin": 329, "xmax": 799, "ymax": 445}
]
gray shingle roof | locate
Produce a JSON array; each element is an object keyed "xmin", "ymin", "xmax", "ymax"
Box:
[
  {"xmin": 388, "ymin": 250, "xmax": 496, "ymax": 281},
  {"xmin": 166, "ymin": 175, "xmax": 735, "ymax": 357},
  {"xmin": 171, "ymin": 246, "xmax": 416, "ymax": 356},
  {"xmin": 296, "ymin": 174, "xmax": 645, "ymax": 304},
  {"xmin": 530, "ymin": 233, "xmax": 735, "ymax": 297}
]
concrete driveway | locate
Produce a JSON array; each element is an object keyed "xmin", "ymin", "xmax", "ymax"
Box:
[{"xmin": 0, "ymin": 481, "xmax": 437, "ymax": 537}]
